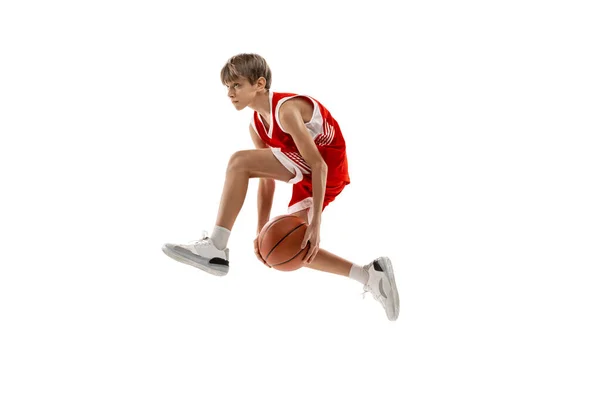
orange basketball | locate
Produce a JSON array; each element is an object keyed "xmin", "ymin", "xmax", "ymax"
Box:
[{"xmin": 258, "ymin": 214, "xmax": 309, "ymax": 271}]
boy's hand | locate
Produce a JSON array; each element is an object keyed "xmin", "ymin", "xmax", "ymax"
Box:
[
  {"xmin": 301, "ymin": 222, "xmax": 320, "ymax": 264},
  {"xmin": 254, "ymin": 235, "xmax": 269, "ymax": 266}
]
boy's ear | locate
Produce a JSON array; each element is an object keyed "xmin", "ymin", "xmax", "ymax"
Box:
[{"xmin": 256, "ymin": 77, "xmax": 266, "ymax": 90}]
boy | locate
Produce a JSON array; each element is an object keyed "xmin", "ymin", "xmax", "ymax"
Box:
[{"xmin": 162, "ymin": 54, "xmax": 400, "ymax": 321}]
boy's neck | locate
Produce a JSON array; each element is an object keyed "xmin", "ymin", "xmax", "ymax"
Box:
[{"xmin": 250, "ymin": 90, "xmax": 271, "ymax": 118}]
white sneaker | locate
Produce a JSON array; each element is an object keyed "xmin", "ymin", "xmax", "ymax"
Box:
[
  {"xmin": 362, "ymin": 257, "xmax": 400, "ymax": 321},
  {"xmin": 162, "ymin": 231, "xmax": 229, "ymax": 276}
]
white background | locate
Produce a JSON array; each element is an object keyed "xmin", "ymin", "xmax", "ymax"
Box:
[{"xmin": 1, "ymin": 0, "xmax": 599, "ymax": 399}]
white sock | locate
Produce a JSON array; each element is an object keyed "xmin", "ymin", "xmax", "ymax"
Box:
[
  {"xmin": 349, "ymin": 263, "xmax": 369, "ymax": 285},
  {"xmin": 211, "ymin": 226, "xmax": 231, "ymax": 250}
]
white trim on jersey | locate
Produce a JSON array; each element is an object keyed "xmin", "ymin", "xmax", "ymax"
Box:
[
  {"xmin": 256, "ymin": 91, "xmax": 275, "ymax": 139},
  {"xmin": 274, "ymin": 95, "xmax": 323, "ymax": 139},
  {"xmin": 266, "ymin": 90, "xmax": 274, "ymax": 139}
]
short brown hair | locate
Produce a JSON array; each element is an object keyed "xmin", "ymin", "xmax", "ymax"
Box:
[{"xmin": 220, "ymin": 53, "xmax": 272, "ymax": 90}]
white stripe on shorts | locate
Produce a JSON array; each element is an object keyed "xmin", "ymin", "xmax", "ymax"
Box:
[{"xmin": 271, "ymin": 147, "xmax": 306, "ymax": 184}]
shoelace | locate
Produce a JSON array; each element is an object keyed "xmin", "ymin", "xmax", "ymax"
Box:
[
  {"xmin": 361, "ymin": 264, "xmax": 374, "ymax": 300},
  {"xmin": 362, "ymin": 283, "xmax": 381, "ymax": 300},
  {"xmin": 363, "ymin": 285, "xmax": 386, "ymax": 305},
  {"xmin": 361, "ymin": 288, "xmax": 369, "ymax": 300},
  {"xmin": 360, "ymin": 264, "xmax": 385, "ymax": 303},
  {"xmin": 189, "ymin": 230, "xmax": 212, "ymax": 247}
]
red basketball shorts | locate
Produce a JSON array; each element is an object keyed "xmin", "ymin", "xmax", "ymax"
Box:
[{"xmin": 271, "ymin": 147, "xmax": 349, "ymax": 220}]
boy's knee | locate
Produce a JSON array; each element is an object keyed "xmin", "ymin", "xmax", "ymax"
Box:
[{"xmin": 227, "ymin": 150, "xmax": 249, "ymax": 172}]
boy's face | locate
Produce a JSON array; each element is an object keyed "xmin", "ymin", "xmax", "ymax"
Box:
[{"xmin": 225, "ymin": 77, "xmax": 262, "ymax": 110}]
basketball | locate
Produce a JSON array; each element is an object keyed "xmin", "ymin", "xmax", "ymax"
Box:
[{"xmin": 258, "ymin": 214, "xmax": 309, "ymax": 271}]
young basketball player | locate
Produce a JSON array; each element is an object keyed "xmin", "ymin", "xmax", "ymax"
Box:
[{"xmin": 162, "ymin": 54, "xmax": 400, "ymax": 321}]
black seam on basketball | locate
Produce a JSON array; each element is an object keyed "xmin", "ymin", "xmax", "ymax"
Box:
[
  {"xmin": 265, "ymin": 223, "xmax": 305, "ymax": 263},
  {"xmin": 270, "ymin": 242, "xmax": 308, "ymax": 267},
  {"xmin": 259, "ymin": 215, "xmax": 291, "ymax": 250}
]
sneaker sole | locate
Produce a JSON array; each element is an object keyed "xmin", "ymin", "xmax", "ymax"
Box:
[
  {"xmin": 379, "ymin": 256, "xmax": 400, "ymax": 320},
  {"xmin": 162, "ymin": 244, "xmax": 228, "ymax": 277}
]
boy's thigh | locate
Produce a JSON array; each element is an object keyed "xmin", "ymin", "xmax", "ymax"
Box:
[{"xmin": 232, "ymin": 148, "xmax": 296, "ymax": 182}]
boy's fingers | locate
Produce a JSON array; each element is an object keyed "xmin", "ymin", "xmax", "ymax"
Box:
[
  {"xmin": 310, "ymin": 245, "xmax": 318, "ymax": 263},
  {"xmin": 306, "ymin": 247, "xmax": 313, "ymax": 263},
  {"xmin": 302, "ymin": 230, "xmax": 312, "ymax": 249}
]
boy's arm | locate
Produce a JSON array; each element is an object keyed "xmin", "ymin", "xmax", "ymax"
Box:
[
  {"xmin": 278, "ymin": 100, "xmax": 326, "ymax": 263},
  {"xmin": 249, "ymin": 124, "xmax": 275, "ymax": 234},
  {"xmin": 278, "ymin": 100, "xmax": 327, "ymax": 226}
]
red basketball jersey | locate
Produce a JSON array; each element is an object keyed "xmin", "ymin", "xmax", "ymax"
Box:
[{"xmin": 251, "ymin": 92, "xmax": 350, "ymax": 184}]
